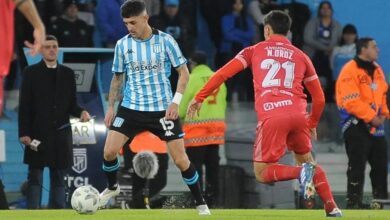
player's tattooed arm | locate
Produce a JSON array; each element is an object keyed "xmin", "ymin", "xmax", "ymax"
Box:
[{"xmin": 108, "ymin": 73, "xmax": 124, "ymax": 108}]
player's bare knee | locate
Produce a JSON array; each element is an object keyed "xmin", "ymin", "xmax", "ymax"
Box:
[
  {"xmin": 173, "ymin": 157, "xmax": 189, "ymax": 171},
  {"xmin": 103, "ymin": 147, "xmax": 117, "ymax": 161},
  {"xmin": 255, "ymin": 173, "xmax": 263, "ymax": 183},
  {"xmin": 254, "ymin": 172, "xmax": 268, "ymax": 183}
]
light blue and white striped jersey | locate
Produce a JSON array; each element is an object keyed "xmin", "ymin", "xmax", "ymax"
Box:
[{"xmin": 112, "ymin": 29, "xmax": 187, "ymax": 112}]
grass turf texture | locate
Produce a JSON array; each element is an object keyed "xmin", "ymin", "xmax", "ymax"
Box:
[{"xmin": 1, "ymin": 209, "xmax": 390, "ymax": 220}]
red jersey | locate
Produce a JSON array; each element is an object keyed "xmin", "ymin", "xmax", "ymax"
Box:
[
  {"xmin": 195, "ymin": 35, "xmax": 324, "ymax": 163},
  {"xmin": 0, "ymin": 0, "xmax": 15, "ymax": 77},
  {"xmin": 195, "ymin": 35, "xmax": 324, "ymax": 127},
  {"xmin": 237, "ymin": 35, "xmax": 318, "ymax": 119}
]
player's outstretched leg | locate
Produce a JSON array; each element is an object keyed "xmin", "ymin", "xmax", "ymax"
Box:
[
  {"xmin": 255, "ymin": 163, "xmax": 302, "ymax": 183},
  {"xmin": 255, "ymin": 162, "xmax": 341, "ymax": 217},
  {"xmin": 306, "ymin": 163, "xmax": 342, "ymax": 217}
]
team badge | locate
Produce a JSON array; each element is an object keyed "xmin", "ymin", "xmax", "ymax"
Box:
[
  {"xmin": 72, "ymin": 148, "xmax": 87, "ymax": 174},
  {"xmin": 153, "ymin": 44, "xmax": 161, "ymax": 53}
]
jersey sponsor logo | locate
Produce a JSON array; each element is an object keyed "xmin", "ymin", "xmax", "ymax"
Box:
[
  {"xmin": 112, "ymin": 117, "xmax": 125, "ymax": 127},
  {"xmin": 129, "ymin": 61, "xmax": 163, "ymax": 72},
  {"xmin": 263, "ymin": 99, "xmax": 293, "ymax": 111}
]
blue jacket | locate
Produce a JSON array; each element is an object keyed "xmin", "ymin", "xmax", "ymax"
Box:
[
  {"xmin": 96, "ymin": 0, "xmax": 128, "ymax": 44},
  {"xmin": 219, "ymin": 13, "xmax": 254, "ymax": 54}
]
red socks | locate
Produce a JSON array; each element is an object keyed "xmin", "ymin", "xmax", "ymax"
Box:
[
  {"xmin": 260, "ymin": 163, "xmax": 338, "ymax": 213},
  {"xmin": 260, "ymin": 164, "xmax": 301, "ymax": 183},
  {"xmin": 313, "ymin": 165, "xmax": 337, "ymax": 212}
]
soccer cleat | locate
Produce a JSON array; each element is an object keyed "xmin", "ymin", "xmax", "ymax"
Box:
[
  {"xmin": 196, "ymin": 204, "xmax": 211, "ymax": 215},
  {"xmin": 326, "ymin": 208, "xmax": 342, "ymax": 217},
  {"xmin": 300, "ymin": 163, "xmax": 316, "ymax": 200},
  {"xmin": 99, "ymin": 185, "xmax": 120, "ymax": 208}
]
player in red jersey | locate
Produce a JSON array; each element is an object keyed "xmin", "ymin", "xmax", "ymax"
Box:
[
  {"xmin": 188, "ymin": 10, "xmax": 341, "ymax": 217},
  {"xmin": 0, "ymin": 0, "xmax": 45, "ymax": 116},
  {"xmin": 0, "ymin": 0, "xmax": 45, "ymax": 208}
]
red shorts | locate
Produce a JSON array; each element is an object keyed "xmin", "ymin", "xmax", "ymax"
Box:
[{"xmin": 253, "ymin": 113, "xmax": 312, "ymax": 163}]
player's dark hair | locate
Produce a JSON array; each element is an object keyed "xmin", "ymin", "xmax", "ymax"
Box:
[
  {"xmin": 356, "ymin": 37, "xmax": 374, "ymax": 55},
  {"xmin": 121, "ymin": 0, "xmax": 146, "ymax": 18},
  {"xmin": 317, "ymin": 1, "xmax": 333, "ymax": 18},
  {"xmin": 263, "ymin": 10, "xmax": 291, "ymax": 36},
  {"xmin": 227, "ymin": 0, "xmax": 249, "ymax": 31},
  {"xmin": 340, "ymin": 24, "xmax": 358, "ymax": 46},
  {"xmin": 46, "ymin": 35, "xmax": 58, "ymax": 41}
]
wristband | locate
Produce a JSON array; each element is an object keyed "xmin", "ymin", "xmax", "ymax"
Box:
[{"xmin": 172, "ymin": 92, "xmax": 183, "ymax": 105}]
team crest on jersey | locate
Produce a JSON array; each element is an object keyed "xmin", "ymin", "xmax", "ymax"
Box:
[{"xmin": 153, "ymin": 44, "xmax": 162, "ymax": 53}]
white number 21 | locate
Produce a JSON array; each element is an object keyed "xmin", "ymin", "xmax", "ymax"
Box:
[{"xmin": 261, "ymin": 59, "xmax": 295, "ymax": 88}]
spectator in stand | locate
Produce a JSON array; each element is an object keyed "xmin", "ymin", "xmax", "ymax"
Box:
[
  {"xmin": 49, "ymin": 0, "xmax": 93, "ymax": 47},
  {"xmin": 150, "ymin": 0, "xmax": 195, "ymax": 58},
  {"xmin": 217, "ymin": 0, "xmax": 254, "ymax": 102},
  {"xmin": 330, "ymin": 24, "xmax": 358, "ymax": 81},
  {"xmin": 96, "ymin": 0, "xmax": 128, "ymax": 48},
  {"xmin": 150, "ymin": 0, "xmax": 196, "ymax": 93},
  {"xmin": 178, "ymin": 0, "xmax": 198, "ymax": 40},
  {"xmin": 247, "ymin": 0, "xmax": 280, "ymax": 43},
  {"xmin": 144, "ymin": 0, "xmax": 160, "ymax": 17},
  {"xmin": 198, "ymin": 0, "xmax": 231, "ymax": 51},
  {"xmin": 318, "ymin": 24, "xmax": 357, "ymax": 143},
  {"xmin": 302, "ymin": 1, "xmax": 342, "ymax": 102},
  {"xmin": 322, "ymin": 24, "xmax": 358, "ymax": 143},
  {"xmin": 248, "ymin": 0, "xmax": 264, "ymax": 43},
  {"xmin": 77, "ymin": 0, "xmax": 96, "ymax": 28},
  {"xmin": 30, "ymin": 0, "xmax": 63, "ymax": 27}
]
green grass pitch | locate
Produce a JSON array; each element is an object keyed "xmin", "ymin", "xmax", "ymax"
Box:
[{"xmin": 1, "ymin": 209, "xmax": 390, "ymax": 220}]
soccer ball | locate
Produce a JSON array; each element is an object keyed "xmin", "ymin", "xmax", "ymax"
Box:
[{"xmin": 71, "ymin": 185, "xmax": 100, "ymax": 214}]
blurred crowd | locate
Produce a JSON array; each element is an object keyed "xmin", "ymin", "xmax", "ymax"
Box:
[{"xmin": 4, "ymin": 0, "xmax": 358, "ymax": 104}]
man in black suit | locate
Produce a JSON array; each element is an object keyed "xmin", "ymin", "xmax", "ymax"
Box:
[{"xmin": 18, "ymin": 35, "xmax": 91, "ymax": 209}]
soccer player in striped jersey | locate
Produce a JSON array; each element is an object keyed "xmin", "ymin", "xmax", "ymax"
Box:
[
  {"xmin": 99, "ymin": 0, "xmax": 210, "ymax": 215},
  {"xmin": 188, "ymin": 10, "xmax": 341, "ymax": 217}
]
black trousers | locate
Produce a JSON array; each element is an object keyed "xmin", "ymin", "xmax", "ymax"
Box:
[
  {"xmin": 0, "ymin": 179, "xmax": 8, "ymax": 209},
  {"xmin": 186, "ymin": 145, "xmax": 220, "ymax": 206},
  {"xmin": 26, "ymin": 166, "xmax": 66, "ymax": 209},
  {"xmin": 344, "ymin": 121, "xmax": 388, "ymax": 203}
]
